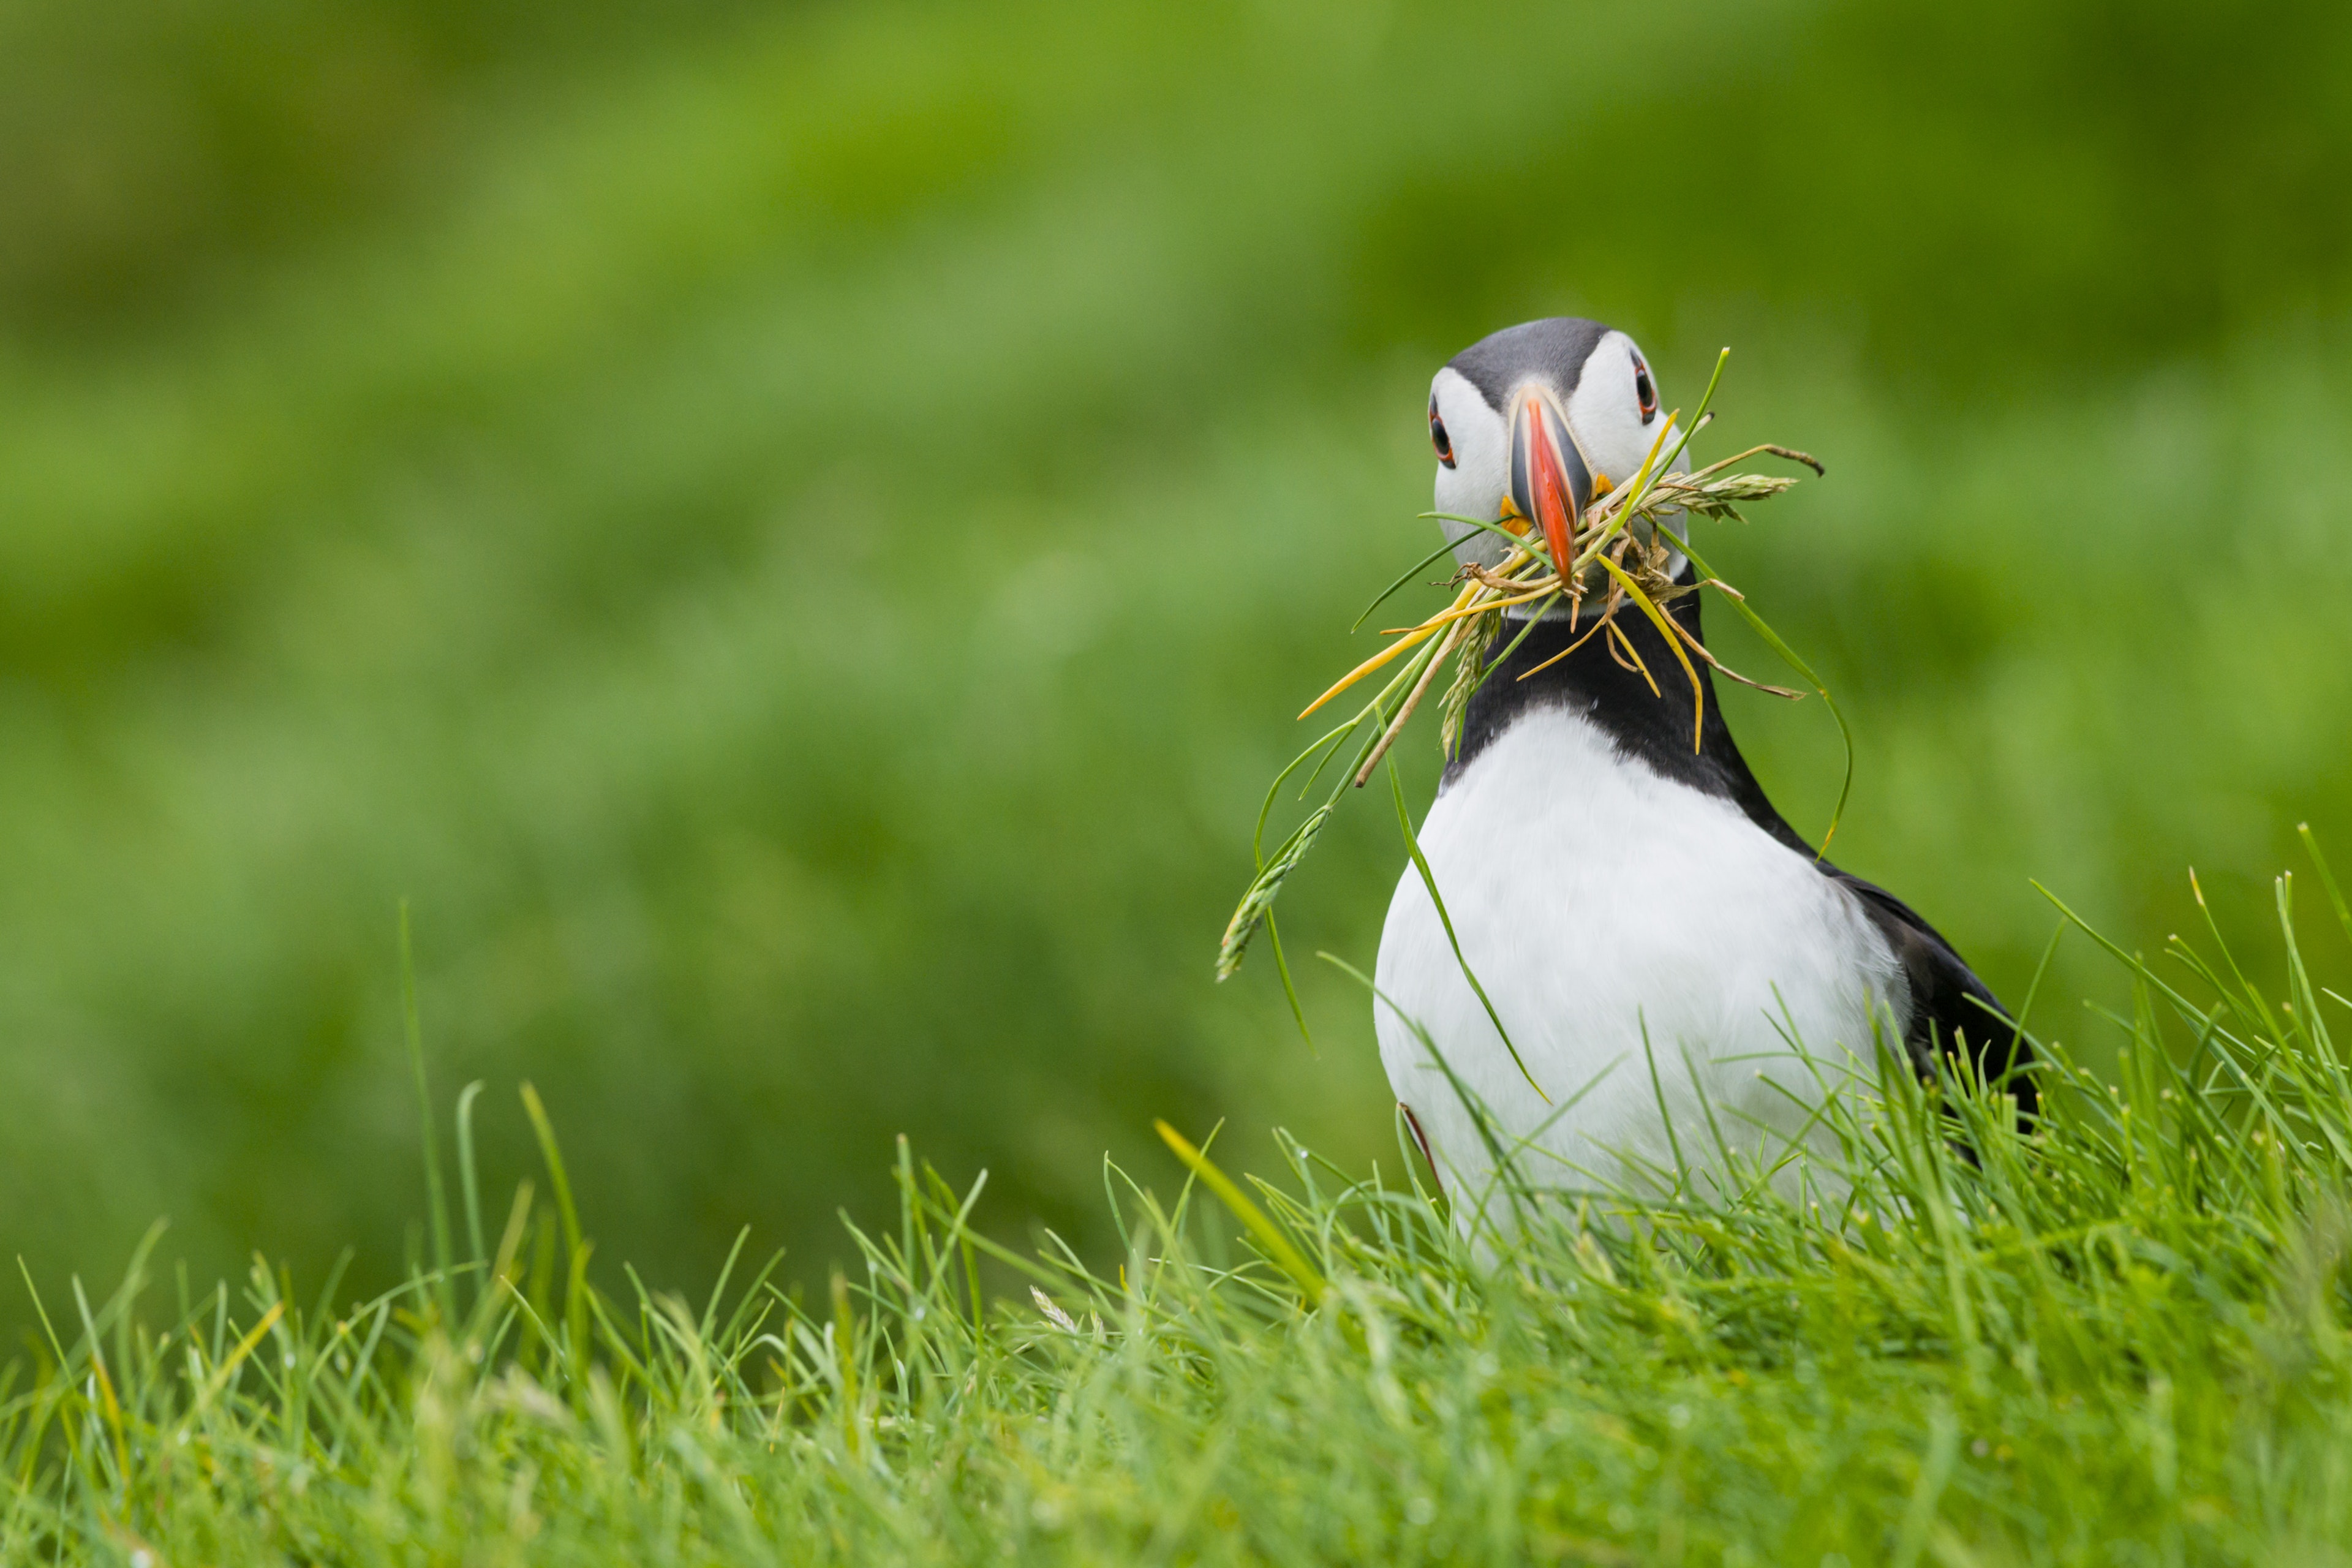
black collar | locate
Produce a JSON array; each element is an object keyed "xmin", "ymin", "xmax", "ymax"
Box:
[{"xmin": 1443, "ymin": 577, "xmax": 1812, "ymax": 859}]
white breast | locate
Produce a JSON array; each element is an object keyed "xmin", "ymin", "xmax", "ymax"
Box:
[{"xmin": 1372, "ymin": 704, "xmax": 1904, "ymax": 1218}]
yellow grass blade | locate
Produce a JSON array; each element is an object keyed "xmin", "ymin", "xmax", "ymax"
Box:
[
  {"xmin": 1597, "ymin": 554, "xmax": 1705, "ymax": 750},
  {"xmin": 181, "ymin": 1300, "xmax": 288, "ymax": 1433},
  {"xmin": 1298, "ymin": 622, "xmax": 1444, "ymax": 720},
  {"xmin": 1569, "ymin": 410, "xmax": 1679, "ymax": 571},
  {"xmin": 1514, "ymin": 606, "xmax": 1615, "ymax": 682},
  {"xmin": 1378, "ymin": 582, "xmax": 1555, "ymax": 637},
  {"xmin": 1299, "ymin": 581, "xmax": 1483, "ymax": 719},
  {"xmin": 1352, "ymin": 619, "xmax": 1465, "ymax": 786},
  {"xmin": 1153, "ymin": 1120, "xmax": 1327, "ymax": 1307},
  {"xmin": 1604, "ymin": 617, "xmax": 1662, "ymax": 697}
]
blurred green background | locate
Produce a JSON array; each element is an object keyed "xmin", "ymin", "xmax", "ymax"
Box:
[{"xmin": 4, "ymin": 0, "xmax": 2350, "ymax": 1309}]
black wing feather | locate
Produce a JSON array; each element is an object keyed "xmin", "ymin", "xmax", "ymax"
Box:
[{"xmin": 1830, "ymin": 870, "xmax": 2037, "ymax": 1123}]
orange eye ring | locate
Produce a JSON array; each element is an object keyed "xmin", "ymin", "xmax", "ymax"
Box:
[
  {"xmin": 1428, "ymin": 393, "xmax": 1456, "ymax": 467},
  {"xmin": 1632, "ymin": 353, "xmax": 1658, "ymax": 425}
]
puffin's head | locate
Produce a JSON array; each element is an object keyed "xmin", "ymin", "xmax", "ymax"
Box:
[{"xmin": 1425, "ymin": 317, "xmax": 1682, "ymax": 580}]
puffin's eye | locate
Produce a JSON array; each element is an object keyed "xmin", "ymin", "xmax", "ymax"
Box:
[
  {"xmin": 1632, "ymin": 355, "xmax": 1657, "ymax": 424},
  {"xmin": 1428, "ymin": 394, "xmax": 1456, "ymax": 468}
]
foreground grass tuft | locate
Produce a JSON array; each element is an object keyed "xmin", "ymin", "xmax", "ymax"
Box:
[{"xmin": 12, "ymin": 856, "xmax": 2352, "ymax": 1565}]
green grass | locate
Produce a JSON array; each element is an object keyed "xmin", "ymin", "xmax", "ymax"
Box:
[
  {"xmin": 2, "ymin": 2, "xmax": 2348, "ymax": 1555},
  {"xmin": 3, "ymin": 0, "xmax": 2352, "ymax": 1511},
  {"xmin": 2, "ymin": 0, "xmax": 2351, "ymax": 1338},
  {"xmin": 13, "ymin": 850, "xmax": 2352, "ymax": 1564}
]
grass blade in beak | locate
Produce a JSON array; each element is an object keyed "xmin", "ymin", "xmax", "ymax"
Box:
[{"xmin": 1596, "ymin": 554, "xmax": 1705, "ymax": 751}]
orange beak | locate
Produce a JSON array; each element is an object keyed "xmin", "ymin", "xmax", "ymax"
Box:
[{"xmin": 1508, "ymin": 391, "xmax": 1594, "ymax": 582}]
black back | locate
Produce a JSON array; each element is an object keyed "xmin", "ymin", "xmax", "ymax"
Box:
[{"xmin": 1448, "ymin": 580, "xmax": 2037, "ymax": 1121}]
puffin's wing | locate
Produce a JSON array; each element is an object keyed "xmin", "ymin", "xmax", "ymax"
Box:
[{"xmin": 1828, "ymin": 870, "xmax": 2035, "ymax": 1118}]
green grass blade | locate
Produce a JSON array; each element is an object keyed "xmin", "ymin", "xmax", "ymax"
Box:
[
  {"xmin": 1352, "ymin": 533, "xmax": 1472, "ymax": 633},
  {"xmin": 456, "ymin": 1080, "xmax": 489, "ymax": 1288},
  {"xmin": 2299, "ymin": 823, "xmax": 2352, "ymax": 946},
  {"xmin": 399, "ymin": 902, "xmax": 455, "ymax": 1318},
  {"xmin": 1386, "ymin": 753, "xmax": 1546, "ymax": 1102},
  {"xmin": 519, "ymin": 1081, "xmax": 592, "ymax": 1370},
  {"xmin": 1154, "ymin": 1120, "xmax": 1325, "ymax": 1308},
  {"xmin": 1263, "ymin": 912, "xmax": 1315, "ymax": 1050},
  {"xmin": 1661, "ymin": 522, "xmax": 1855, "ymax": 856}
]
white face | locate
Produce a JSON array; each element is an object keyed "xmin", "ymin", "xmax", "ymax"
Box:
[{"xmin": 1428, "ymin": 328, "xmax": 1683, "ymax": 572}]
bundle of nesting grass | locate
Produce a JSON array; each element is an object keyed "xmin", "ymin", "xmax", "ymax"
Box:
[{"xmin": 1215, "ymin": 351, "xmax": 1836, "ymax": 1023}]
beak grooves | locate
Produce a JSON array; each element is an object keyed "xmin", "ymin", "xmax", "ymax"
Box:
[{"xmin": 1507, "ymin": 392, "xmax": 1594, "ymax": 584}]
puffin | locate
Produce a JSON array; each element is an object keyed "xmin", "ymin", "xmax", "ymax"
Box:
[{"xmin": 1373, "ymin": 317, "xmax": 2031, "ymax": 1213}]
